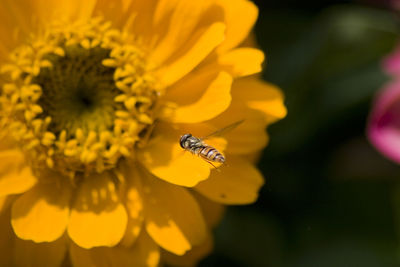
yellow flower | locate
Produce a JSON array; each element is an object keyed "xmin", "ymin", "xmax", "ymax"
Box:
[{"xmin": 0, "ymin": 0, "xmax": 286, "ymax": 266}]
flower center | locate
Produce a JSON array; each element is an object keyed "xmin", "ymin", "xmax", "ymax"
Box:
[
  {"xmin": 35, "ymin": 46, "xmax": 118, "ymax": 136},
  {"xmin": 0, "ymin": 19, "xmax": 160, "ymax": 177}
]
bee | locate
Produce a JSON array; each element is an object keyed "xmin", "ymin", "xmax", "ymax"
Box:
[{"xmin": 179, "ymin": 120, "xmax": 243, "ymax": 168}]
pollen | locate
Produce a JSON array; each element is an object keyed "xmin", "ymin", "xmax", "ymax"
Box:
[{"xmin": 0, "ymin": 18, "xmax": 160, "ymax": 178}]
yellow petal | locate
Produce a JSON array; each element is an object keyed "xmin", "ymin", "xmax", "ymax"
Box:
[
  {"xmin": 226, "ymin": 111, "xmax": 269, "ymax": 154},
  {"xmin": 120, "ymin": 209, "xmax": 143, "ymax": 248},
  {"xmin": 0, "ymin": 0, "xmax": 95, "ymax": 59},
  {"xmin": 0, "ymin": 195, "xmax": 15, "ymax": 215},
  {"xmin": 123, "ymin": 0, "xmax": 159, "ymax": 43},
  {"xmin": 208, "ymin": 48, "xmax": 265, "ymax": 78},
  {"xmin": 70, "ymin": 231, "xmax": 160, "ymax": 267},
  {"xmin": 0, "ymin": 150, "xmax": 37, "ymax": 197},
  {"xmin": 130, "ymin": 231, "xmax": 160, "ymax": 267},
  {"xmin": 0, "ymin": 0, "xmax": 39, "ymax": 59},
  {"xmin": 201, "ymin": 76, "xmax": 285, "ymax": 154},
  {"xmin": 150, "ymin": 0, "xmax": 218, "ymax": 66},
  {"xmin": 152, "ymin": 0, "xmax": 181, "ymax": 27},
  {"xmin": 35, "ymin": 0, "xmax": 96, "ymax": 23},
  {"xmin": 68, "ymin": 172, "xmax": 128, "ymax": 249},
  {"xmin": 155, "ymin": 22, "xmax": 226, "ymax": 86},
  {"xmin": 232, "ymin": 78, "xmax": 287, "ymax": 122},
  {"xmin": 0, "ymin": 206, "xmax": 13, "ymax": 266},
  {"xmin": 93, "ymin": 0, "xmax": 135, "ymax": 28},
  {"xmin": 142, "ymin": 172, "xmax": 208, "ymax": 255},
  {"xmin": 162, "ymin": 233, "xmax": 213, "ymax": 267},
  {"xmin": 195, "ymin": 155, "xmax": 264, "ymax": 204},
  {"xmin": 138, "ymin": 124, "xmax": 211, "ymax": 187},
  {"xmin": 164, "ymin": 71, "xmax": 232, "ymax": 123},
  {"xmin": 193, "ymin": 192, "xmax": 225, "ymax": 229},
  {"xmin": 119, "ymin": 163, "xmax": 144, "ymax": 247},
  {"xmin": 68, "ymin": 243, "xmax": 93, "ymax": 267},
  {"xmin": 209, "ymin": 107, "xmax": 269, "ymax": 154},
  {"xmin": 11, "ymin": 178, "xmax": 71, "ymax": 242},
  {"xmin": 13, "ymin": 236, "xmax": 67, "ymax": 267},
  {"xmin": 0, "ymin": 135, "xmax": 18, "ymax": 151},
  {"xmin": 216, "ymin": 0, "xmax": 258, "ymax": 52}
]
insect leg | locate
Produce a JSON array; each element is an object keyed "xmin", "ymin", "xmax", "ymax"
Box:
[{"xmin": 205, "ymin": 160, "xmax": 221, "ymax": 172}]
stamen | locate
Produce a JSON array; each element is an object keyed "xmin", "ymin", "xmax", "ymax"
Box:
[{"xmin": 0, "ymin": 18, "xmax": 160, "ymax": 178}]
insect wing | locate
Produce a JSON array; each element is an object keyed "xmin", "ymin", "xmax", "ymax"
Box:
[{"xmin": 200, "ymin": 119, "xmax": 244, "ymax": 140}]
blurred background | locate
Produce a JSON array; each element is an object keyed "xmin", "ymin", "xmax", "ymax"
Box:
[{"xmin": 200, "ymin": 0, "xmax": 400, "ymax": 266}]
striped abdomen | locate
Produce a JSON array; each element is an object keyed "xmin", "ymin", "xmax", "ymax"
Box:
[{"xmin": 197, "ymin": 145, "xmax": 225, "ymax": 163}]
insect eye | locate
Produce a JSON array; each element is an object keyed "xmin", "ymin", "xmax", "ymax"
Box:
[
  {"xmin": 180, "ymin": 134, "xmax": 191, "ymax": 148},
  {"xmin": 180, "ymin": 135, "xmax": 187, "ymax": 148}
]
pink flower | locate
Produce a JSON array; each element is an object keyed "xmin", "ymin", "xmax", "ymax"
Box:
[
  {"xmin": 368, "ymin": 78, "xmax": 400, "ymax": 163},
  {"xmin": 383, "ymin": 46, "xmax": 400, "ymax": 76},
  {"xmin": 392, "ymin": 0, "xmax": 400, "ymax": 10}
]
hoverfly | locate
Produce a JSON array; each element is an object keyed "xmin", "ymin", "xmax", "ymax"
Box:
[{"xmin": 179, "ymin": 120, "xmax": 243, "ymax": 168}]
